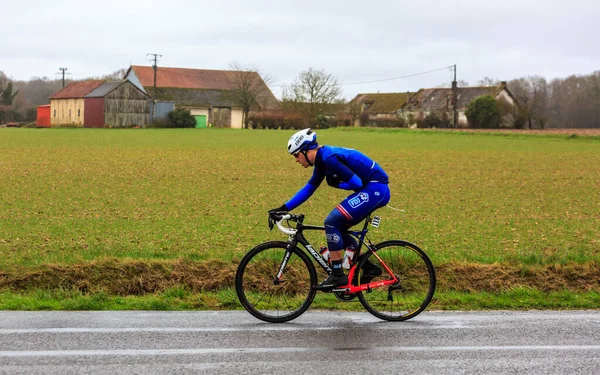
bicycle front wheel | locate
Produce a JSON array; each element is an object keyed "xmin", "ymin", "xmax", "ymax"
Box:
[
  {"xmin": 235, "ymin": 241, "xmax": 317, "ymax": 323},
  {"xmin": 357, "ymin": 240, "xmax": 436, "ymax": 321}
]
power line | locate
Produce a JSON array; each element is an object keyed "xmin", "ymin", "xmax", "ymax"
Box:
[
  {"xmin": 270, "ymin": 65, "xmax": 455, "ymax": 88},
  {"xmin": 343, "ymin": 65, "xmax": 455, "ymax": 86}
]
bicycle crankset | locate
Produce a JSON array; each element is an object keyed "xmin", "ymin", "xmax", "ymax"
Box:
[{"xmin": 334, "ymin": 291, "xmax": 357, "ymax": 301}]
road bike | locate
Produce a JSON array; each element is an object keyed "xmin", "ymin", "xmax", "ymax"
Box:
[{"xmin": 235, "ymin": 212, "xmax": 436, "ymax": 323}]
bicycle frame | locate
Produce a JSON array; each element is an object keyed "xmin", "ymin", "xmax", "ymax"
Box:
[{"xmin": 274, "ymin": 214, "xmax": 399, "ymax": 293}]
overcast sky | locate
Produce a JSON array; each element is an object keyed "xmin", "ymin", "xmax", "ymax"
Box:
[{"xmin": 2, "ymin": 0, "xmax": 599, "ymax": 100}]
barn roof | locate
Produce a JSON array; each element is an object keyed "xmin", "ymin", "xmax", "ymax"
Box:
[
  {"xmin": 83, "ymin": 80, "xmax": 150, "ymax": 99},
  {"xmin": 84, "ymin": 81, "xmax": 124, "ymax": 98},
  {"xmin": 129, "ymin": 65, "xmax": 242, "ymax": 90},
  {"xmin": 127, "ymin": 65, "xmax": 280, "ymax": 109},
  {"xmin": 145, "ymin": 87, "xmax": 239, "ymax": 107},
  {"xmin": 403, "ymin": 84, "xmax": 510, "ymax": 112},
  {"xmin": 349, "ymin": 92, "xmax": 416, "ymax": 113},
  {"xmin": 49, "ymin": 80, "xmax": 104, "ymax": 99}
]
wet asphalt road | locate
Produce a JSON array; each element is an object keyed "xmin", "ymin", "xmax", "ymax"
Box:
[{"xmin": 1, "ymin": 310, "xmax": 599, "ymax": 374}]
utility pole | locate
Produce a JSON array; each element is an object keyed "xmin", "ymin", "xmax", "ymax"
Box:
[
  {"xmin": 57, "ymin": 67, "xmax": 70, "ymax": 88},
  {"xmin": 147, "ymin": 54, "xmax": 162, "ymax": 124},
  {"xmin": 451, "ymin": 64, "xmax": 458, "ymax": 128}
]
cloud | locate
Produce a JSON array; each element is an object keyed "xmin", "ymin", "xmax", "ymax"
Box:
[{"xmin": 2, "ymin": 0, "xmax": 599, "ymax": 99}]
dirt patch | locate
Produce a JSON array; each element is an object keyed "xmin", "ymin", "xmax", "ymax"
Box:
[
  {"xmin": 0, "ymin": 258, "xmax": 238, "ymax": 295},
  {"xmin": 1, "ymin": 259, "xmax": 599, "ymax": 295},
  {"xmin": 437, "ymin": 262, "xmax": 600, "ymax": 293}
]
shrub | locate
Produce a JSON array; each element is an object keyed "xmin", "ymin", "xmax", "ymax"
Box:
[
  {"xmin": 168, "ymin": 109, "xmax": 196, "ymax": 128},
  {"xmin": 316, "ymin": 114, "xmax": 330, "ymax": 129},
  {"xmin": 465, "ymin": 95, "xmax": 501, "ymax": 128}
]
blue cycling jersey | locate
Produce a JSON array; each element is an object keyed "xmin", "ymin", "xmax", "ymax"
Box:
[
  {"xmin": 285, "ymin": 146, "xmax": 389, "ymax": 210},
  {"xmin": 310, "ymin": 146, "xmax": 389, "ymax": 186}
]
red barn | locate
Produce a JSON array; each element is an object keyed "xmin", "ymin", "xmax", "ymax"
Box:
[{"xmin": 36, "ymin": 105, "xmax": 51, "ymax": 127}]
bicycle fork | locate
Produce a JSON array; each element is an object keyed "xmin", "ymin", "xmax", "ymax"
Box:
[{"xmin": 273, "ymin": 240, "xmax": 296, "ymax": 285}]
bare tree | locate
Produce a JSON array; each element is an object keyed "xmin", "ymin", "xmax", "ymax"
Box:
[
  {"xmin": 282, "ymin": 68, "xmax": 342, "ymax": 126},
  {"xmin": 0, "ymin": 71, "xmax": 8, "ymax": 92},
  {"xmin": 508, "ymin": 76, "xmax": 548, "ymax": 129},
  {"xmin": 228, "ymin": 62, "xmax": 274, "ymax": 129},
  {"xmin": 102, "ymin": 68, "xmax": 128, "ymax": 80},
  {"xmin": 585, "ymin": 71, "xmax": 600, "ymax": 128},
  {"xmin": 478, "ymin": 77, "xmax": 500, "ymax": 86}
]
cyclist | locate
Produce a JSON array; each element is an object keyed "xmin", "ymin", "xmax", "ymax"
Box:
[{"xmin": 269, "ymin": 128, "xmax": 391, "ymax": 290}]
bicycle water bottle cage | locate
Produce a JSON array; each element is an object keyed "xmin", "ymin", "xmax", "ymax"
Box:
[{"xmin": 371, "ymin": 216, "xmax": 381, "ymax": 228}]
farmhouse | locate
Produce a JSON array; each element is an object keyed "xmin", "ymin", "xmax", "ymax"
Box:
[
  {"xmin": 348, "ymin": 92, "xmax": 415, "ymax": 127},
  {"xmin": 400, "ymin": 82, "xmax": 517, "ymax": 128},
  {"xmin": 126, "ymin": 65, "xmax": 279, "ymax": 128}
]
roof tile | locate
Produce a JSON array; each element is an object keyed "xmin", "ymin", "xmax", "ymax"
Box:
[{"xmin": 49, "ymin": 80, "xmax": 104, "ymax": 99}]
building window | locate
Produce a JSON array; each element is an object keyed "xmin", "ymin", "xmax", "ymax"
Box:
[
  {"xmin": 54, "ymin": 110, "xmax": 56, "ymax": 117},
  {"xmin": 78, "ymin": 109, "xmax": 80, "ymax": 117},
  {"xmin": 69, "ymin": 109, "xmax": 71, "ymax": 117}
]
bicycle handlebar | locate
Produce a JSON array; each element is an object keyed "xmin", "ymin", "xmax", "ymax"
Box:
[
  {"xmin": 276, "ymin": 215, "xmax": 298, "ymax": 235},
  {"xmin": 268, "ymin": 212, "xmax": 303, "ymax": 235}
]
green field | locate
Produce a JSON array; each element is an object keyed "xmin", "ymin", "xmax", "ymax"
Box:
[{"xmin": 1, "ymin": 128, "xmax": 599, "ymax": 310}]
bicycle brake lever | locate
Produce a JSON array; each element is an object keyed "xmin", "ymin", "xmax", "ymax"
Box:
[{"xmin": 268, "ymin": 216, "xmax": 274, "ymax": 231}]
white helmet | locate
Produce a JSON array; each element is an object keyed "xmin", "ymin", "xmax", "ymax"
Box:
[{"xmin": 287, "ymin": 128, "xmax": 318, "ymax": 155}]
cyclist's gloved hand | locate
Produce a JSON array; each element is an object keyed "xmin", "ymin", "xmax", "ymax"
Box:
[
  {"xmin": 326, "ymin": 174, "xmax": 341, "ymax": 188},
  {"xmin": 268, "ymin": 204, "xmax": 288, "ymax": 230},
  {"xmin": 268, "ymin": 204, "xmax": 288, "ymax": 218}
]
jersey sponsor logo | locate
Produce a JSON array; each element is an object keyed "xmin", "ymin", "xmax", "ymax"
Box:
[{"xmin": 348, "ymin": 192, "xmax": 369, "ymax": 209}]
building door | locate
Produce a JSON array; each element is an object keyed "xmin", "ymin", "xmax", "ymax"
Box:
[
  {"xmin": 212, "ymin": 107, "xmax": 231, "ymax": 128},
  {"xmin": 194, "ymin": 115, "xmax": 207, "ymax": 128}
]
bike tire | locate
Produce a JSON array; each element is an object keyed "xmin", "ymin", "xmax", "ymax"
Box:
[
  {"xmin": 235, "ymin": 241, "xmax": 317, "ymax": 323},
  {"xmin": 356, "ymin": 240, "xmax": 436, "ymax": 321}
]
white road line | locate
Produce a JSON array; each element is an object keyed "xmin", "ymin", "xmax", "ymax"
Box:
[
  {"xmin": 0, "ymin": 327, "xmax": 339, "ymax": 334},
  {"xmin": 0, "ymin": 324, "xmax": 469, "ymax": 334},
  {"xmin": 1, "ymin": 345, "xmax": 599, "ymax": 358}
]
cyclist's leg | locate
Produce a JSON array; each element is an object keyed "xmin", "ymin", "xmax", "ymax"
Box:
[
  {"xmin": 317, "ymin": 183, "xmax": 390, "ymax": 290},
  {"xmin": 337, "ymin": 182, "xmax": 390, "ymax": 228},
  {"xmin": 314, "ymin": 208, "xmax": 348, "ymax": 290},
  {"xmin": 337, "ymin": 183, "xmax": 390, "ymax": 282}
]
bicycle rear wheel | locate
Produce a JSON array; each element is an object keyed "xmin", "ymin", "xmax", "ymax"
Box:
[
  {"xmin": 357, "ymin": 240, "xmax": 436, "ymax": 321},
  {"xmin": 235, "ymin": 241, "xmax": 317, "ymax": 323}
]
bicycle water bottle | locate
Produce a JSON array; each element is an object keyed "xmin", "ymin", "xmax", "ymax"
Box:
[
  {"xmin": 342, "ymin": 246, "xmax": 355, "ymax": 269},
  {"xmin": 319, "ymin": 247, "xmax": 330, "ymax": 263}
]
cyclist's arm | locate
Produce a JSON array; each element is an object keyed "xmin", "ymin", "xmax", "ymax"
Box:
[
  {"xmin": 324, "ymin": 156, "xmax": 363, "ymax": 191},
  {"xmin": 338, "ymin": 175, "xmax": 363, "ymax": 190},
  {"xmin": 285, "ymin": 167, "xmax": 325, "ymax": 211},
  {"xmin": 284, "ymin": 183, "xmax": 317, "ymax": 211}
]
